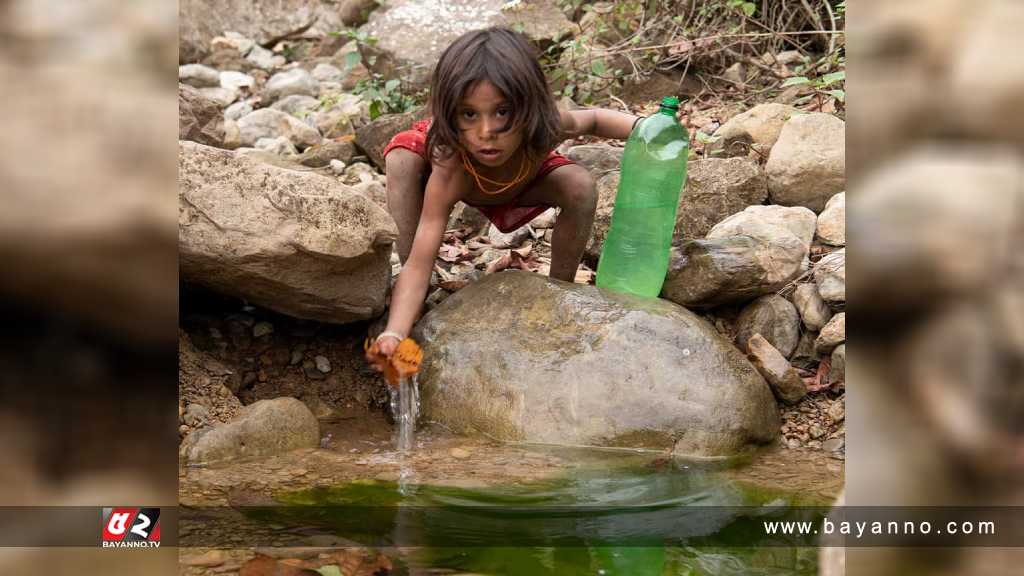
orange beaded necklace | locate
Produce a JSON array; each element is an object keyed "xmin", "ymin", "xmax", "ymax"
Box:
[{"xmin": 460, "ymin": 149, "xmax": 532, "ymax": 195}]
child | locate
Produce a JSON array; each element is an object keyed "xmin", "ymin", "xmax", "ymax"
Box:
[{"xmin": 372, "ymin": 26, "xmax": 645, "ymax": 358}]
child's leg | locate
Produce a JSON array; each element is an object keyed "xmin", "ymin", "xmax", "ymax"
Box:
[
  {"xmin": 384, "ymin": 148, "xmax": 428, "ymax": 264},
  {"xmin": 515, "ymin": 165, "xmax": 597, "ymax": 282}
]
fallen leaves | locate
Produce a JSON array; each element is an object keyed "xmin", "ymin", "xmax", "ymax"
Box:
[{"xmin": 802, "ymin": 357, "xmax": 833, "ymax": 393}]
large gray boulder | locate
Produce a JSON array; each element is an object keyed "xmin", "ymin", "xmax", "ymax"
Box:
[
  {"xmin": 709, "ymin": 103, "xmax": 800, "ymax": 158},
  {"xmin": 180, "ymin": 398, "xmax": 319, "ymax": 465},
  {"xmin": 414, "ymin": 271, "xmax": 780, "ymax": 458},
  {"xmin": 678, "ymin": 157, "xmax": 768, "ymax": 239},
  {"xmin": 179, "ymin": 83, "xmax": 225, "ymax": 147},
  {"xmin": 359, "ymin": 0, "xmax": 574, "ymax": 89},
  {"xmin": 661, "ymin": 234, "xmax": 805, "ymax": 308},
  {"xmin": 178, "ymin": 141, "xmax": 397, "ymax": 323},
  {"xmin": 766, "ymin": 113, "xmax": 846, "ymax": 212},
  {"xmin": 707, "ymin": 204, "xmax": 817, "ymax": 252},
  {"xmin": 179, "ymin": 0, "xmax": 376, "ymax": 63}
]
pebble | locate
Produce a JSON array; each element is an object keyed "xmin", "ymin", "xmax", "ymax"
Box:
[
  {"xmin": 290, "ymin": 349, "xmax": 304, "ymax": 366},
  {"xmin": 253, "ymin": 322, "xmax": 274, "ymax": 338},
  {"xmin": 823, "ymin": 437, "xmax": 845, "ymax": 452},
  {"xmin": 330, "ymin": 159, "xmax": 346, "ymax": 175},
  {"xmin": 315, "ymin": 355, "xmax": 332, "ymax": 373},
  {"xmin": 809, "ymin": 424, "xmax": 825, "ymax": 439},
  {"xmin": 449, "ymin": 447, "xmax": 471, "ymax": 459}
]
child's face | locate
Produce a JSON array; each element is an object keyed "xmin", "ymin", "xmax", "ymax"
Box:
[{"xmin": 456, "ymin": 80, "xmax": 524, "ymax": 167}]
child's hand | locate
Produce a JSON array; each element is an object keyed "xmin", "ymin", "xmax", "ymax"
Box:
[
  {"xmin": 364, "ymin": 334, "xmax": 423, "ymax": 388},
  {"xmin": 375, "ymin": 334, "xmax": 402, "ymax": 358}
]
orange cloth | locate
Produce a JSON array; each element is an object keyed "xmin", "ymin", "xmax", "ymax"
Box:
[{"xmin": 364, "ymin": 337, "xmax": 423, "ymax": 388}]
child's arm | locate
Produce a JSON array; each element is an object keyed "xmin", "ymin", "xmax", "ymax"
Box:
[
  {"xmin": 560, "ymin": 108, "xmax": 642, "ymax": 140},
  {"xmin": 377, "ymin": 161, "xmax": 464, "ymax": 354}
]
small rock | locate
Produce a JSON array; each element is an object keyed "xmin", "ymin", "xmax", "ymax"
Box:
[
  {"xmin": 823, "ymin": 437, "xmax": 845, "ymax": 453},
  {"xmin": 828, "ymin": 397, "xmax": 845, "ymax": 423},
  {"xmin": 303, "ymin": 359, "xmax": 325, "ymax": 380},
  {"xmin": 222, "ymin": 119, "xmax": 242, "ymax": 150},
  {"xmin": 723, "ymin": 62, "xmax": 745, "ymax": 84},
  {"xmin": 786, "ymin": 437, "xmax": 803, "ymax": 449},
  {"xmin": 488, "ymin": 224, "xmax": 531, "ymax": 248},
  {"xmin": 734, "ymin": 294, "xmax": 800, "ymax": 357},
  {"xmin": 814, "ymin": 249, "xmax": 846, "ymax": 304},
  {"xmin": 792, "ymin": 283, "xmax": 833, "ymax": 331},
  {"xmin": 179, "ymin": 64, "xmax": 222, "ymax": 88},
  {"xmin": 450, "ymin": 447, "xmax": 471, "ymax": 459},
  {"xmin": 179, "ymin": 424, "xmax": 190, "ymax": 435},
  {"xmin": 247, "ymin": 44, "xmax": 286, "ymax": 70},
  {"xmin": 330, "ymin": 159, "xmax": 347, "ymax": 175},
  {"xmin": 199, "ymin": 86, "xmax": 239, "ymax": 107},
  {"xmin": 343, "ymin": 162, "xmax": 377, "ymax": 184},
  {"xmin": 314, "ymin": 355, "xmax": 331, "ymax": 373},
  {"xmin": 253, "ymin": 322, "xmax": 274, "ymax": 338},
  {"xmin": 815, "ymin": 313, "xmax": 846, "ymax": 354},
  {"xmin": 290, "ymin": 349, "xmax": 304, "ymax": 366},
  {"xmin": 211, "ymin": 31, "xmax": 255, "ymax": 55},
  {"xmin": 809, "ymin": 424, "xmax": 825, "ymax": 439},
  {"xmin": 255, "ymin": 136, "xmax": 298, "ymax": 156},
  {"xmin": 816, "ymin": 192, "xmax": 846, "ymax": 246},
  {"xmin": 745, "ymin": 333, "xmax": 807, "ymax": 404},
  {"xmin": 312, "ymin": 63, "xmax": 344, "ymax": 83},
  {"xmin": 220, "ymin": 70, "xmax": 256, "ymax": 91},
  {"xmin": 828, "ymin": 344, "xmax": 846, "ymax": 386},
  {"xmin": 224, "ymin": 100, "xmax": 254, "ymax": 122},
  {"xmin": 264, "ymin": 68, "xmax": 319, "ymax": 103}
]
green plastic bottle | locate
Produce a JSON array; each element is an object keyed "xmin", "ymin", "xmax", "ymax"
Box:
[{"xmin": 597, "ymin": 96, "xmax": 689, "ymax": 297}]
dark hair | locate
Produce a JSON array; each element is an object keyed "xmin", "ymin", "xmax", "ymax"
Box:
[{"xmin": 425, "ymin": 27, "xmax": 561, "ymax": 163}]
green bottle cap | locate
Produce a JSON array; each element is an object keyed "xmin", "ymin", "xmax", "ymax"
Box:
[{"xmin": 660, "ymin": 96, "xmax": 680, "ymax": 111}]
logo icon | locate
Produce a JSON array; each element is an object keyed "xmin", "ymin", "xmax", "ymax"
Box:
[{"xmin": 102, "ymin": 507, "xmax": 161, "ymax": 548}]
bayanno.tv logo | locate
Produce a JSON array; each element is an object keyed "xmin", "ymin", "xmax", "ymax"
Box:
[{"xmin": 101, "ymin": 507, "xmax": 161, "ymax": 548}]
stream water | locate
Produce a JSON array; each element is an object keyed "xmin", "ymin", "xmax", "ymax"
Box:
[
  {"xmin": 259, "ymin": 447, "xmax": 833, "ymax": 575},
  {"xmin": 389, "ymin": 375, "xmax": 420, "ymax": 453}
]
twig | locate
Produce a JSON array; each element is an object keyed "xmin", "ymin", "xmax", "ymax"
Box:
[
  {"xmin": 798, "ymin": 0, "xmax": 827, "ymax": 45},
  {"xmin": 823, "ymin": 0, "xmax": 838, "ymax": 56}
]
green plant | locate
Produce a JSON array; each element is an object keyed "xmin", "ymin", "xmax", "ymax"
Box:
[
  {"xmin": 780, "ymin": 70, "xmax": 845, "ymax": 103},
  {"xmin": 353, "ymin": 73, "xmax": 424, "ymax": 120}
]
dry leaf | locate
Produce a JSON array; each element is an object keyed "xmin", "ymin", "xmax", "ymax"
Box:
[
  {"xmin": 484, "ymin": 252, "xmax": 513, "ymax": 275},
  {"xmin": 438, "ymin": 243, "xmax": 466, "ymax": 263},
  {"xmin": 513, "ymin": 242, "xmax": 533, "ymax": 258},
  {"xmin": 805, "ymin": 358, "xmax": 832, "ymax": 392}
]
